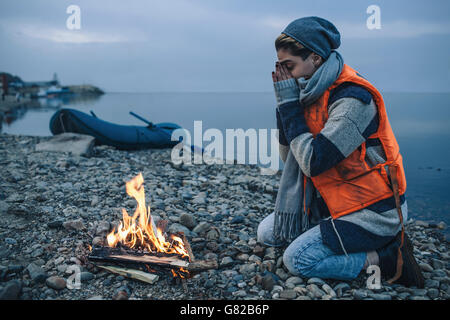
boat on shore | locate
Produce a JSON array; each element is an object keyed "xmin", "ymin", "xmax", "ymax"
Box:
[
  {"xmin": 49, "ymin": 108, "xmax": 183, "ymax": 150},
  {"xmin": 37, "ymin": 86, "xmax": 72, "ymax": 98}
]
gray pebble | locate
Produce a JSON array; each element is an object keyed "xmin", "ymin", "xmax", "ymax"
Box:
[
  {"xmin": 46, "ymin": 276, "xmax": 66, "ymax": 290},
  {"xmin": 279, "ymin": 289, "xmax": 297, "ymax": 299},
  {"xmin": 307, "ymin": 277, "xmax": 326, "ymax": 286}
]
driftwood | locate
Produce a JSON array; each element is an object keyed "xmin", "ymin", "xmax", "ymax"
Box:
[
  {"xmin": 88, "ymin": 246, "xmax": 217, "ymax": 272},
  {"xmin": 97, "ymin": 265, "xmax": 159, "ymax": 284}
]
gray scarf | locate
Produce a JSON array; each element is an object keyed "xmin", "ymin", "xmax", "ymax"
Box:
[{"xmin": 273, "ymin": 50, "xmax": 344, "ymax": 243}]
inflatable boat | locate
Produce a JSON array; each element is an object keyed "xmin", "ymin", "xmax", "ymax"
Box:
[{"xmin": 49, "ymin": 108, "xmax": 183, "ymax": 150}]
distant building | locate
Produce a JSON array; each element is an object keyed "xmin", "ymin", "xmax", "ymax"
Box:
[{"xmin": 0, "ymin": 72, "xmax": 60, "ymax": 89}]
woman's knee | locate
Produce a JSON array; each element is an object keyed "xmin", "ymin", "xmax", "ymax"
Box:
[
  {"xmin": 284, "ymin": 243, "xmax": 323, "ymax": 277},
  {"xmin": 256, "ymin": 212, "xmax": 281, "ymax": 247},
  {"xmin": 282, "ymin": 227, "xmax": 325, "ymax": 277}
]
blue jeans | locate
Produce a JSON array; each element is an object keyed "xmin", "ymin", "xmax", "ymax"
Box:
[{"xmin": 257, "ymin": 212, "xmax": 367, "ymax": 281}]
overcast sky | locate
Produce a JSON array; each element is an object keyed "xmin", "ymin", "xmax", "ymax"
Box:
[{"xmin": 1, "ymin": 0, "xmax": 449, "ymax": 93}]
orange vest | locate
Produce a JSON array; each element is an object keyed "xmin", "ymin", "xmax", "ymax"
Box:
[{"xmin": 304, "ymin": 64, "xmax": 407, "ymax": 219}]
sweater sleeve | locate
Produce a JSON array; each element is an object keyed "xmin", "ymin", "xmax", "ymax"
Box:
[{"xmin": 278, "ymin": 96, "xmax": 379, "ymax": 177}]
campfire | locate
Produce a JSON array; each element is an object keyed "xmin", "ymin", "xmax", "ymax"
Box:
[{"xmin": 88, "ymin": 173, "xmax": 217, "ymax": 284}]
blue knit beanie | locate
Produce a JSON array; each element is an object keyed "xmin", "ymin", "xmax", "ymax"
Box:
[{"xmin": 281, "ymin": 16, "xmax": 341, "ymax": 60}]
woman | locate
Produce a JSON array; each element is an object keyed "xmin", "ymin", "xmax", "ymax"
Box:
[{"xmin": 257, "ymin": 16, "xmax": 424, "ymax": 287}]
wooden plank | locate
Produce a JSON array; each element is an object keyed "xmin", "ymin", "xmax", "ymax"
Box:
[
  {"xmin": 98, "ymin": 265, "xmax": 159, "ymax": 284},
  {"xmin": 109, "ymin": 254, "xmax": 189, "ymax": 268},
  {"xmin": 88, "ymin": 246, "xmax": 218, "ymax": 272},
  {"xmin": 182, "ymin": 233, "xmax": 195, "ymax": 262}
]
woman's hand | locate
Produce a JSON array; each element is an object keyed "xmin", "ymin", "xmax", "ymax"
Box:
[
  {"xmin": 272, "ymin": 61, "xmax": 300, "ymax": 107},
  {"xmin": 272, "ymin": 61, "xmax": 295, "ymax": 83}
]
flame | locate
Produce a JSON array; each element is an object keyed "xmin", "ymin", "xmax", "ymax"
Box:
[{"xmin": 106, "ymin": 173, "xmax": 190, "ymax": 261}]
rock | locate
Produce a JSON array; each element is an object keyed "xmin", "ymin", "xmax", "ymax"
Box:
[
  {"xmin": 113, "ymin": 286, "xmax": 131, "ymax": 300},
  {"xmin": 47, "ymin": 220, "xmax": 64, "ymax": 228},
  {"xmin": 179, "ymin": 213, "xmax": 196, "ymax": 229},
  {"xmin": 80, "ymin": 272, "xmax": 95, "ymax": 282},
  {"xmin": 168, "ymin": 223, "xmax": 195, "ymax": 237},
  {"xmin": 192, "ymin": 195, "xmax": 207, "ymax": 205},
  {"xmin": 307, "ymin": 277, "xmax": 326, "ymax": 286},
  {"xmin": 206, "ymin": 241, "xmax": 219, "ymax": 252},
  {"xmin": 261, "ymin": 260, "xmax": 276, "ymax": 273},
  {"xmin": 206, "ymin": 229, "xmax": 220, "ymax": 241},
  {"xmin": 31, "ymin": 248, "xmax": 44, "ymax": 258},
  {"xmin": 368, "ymin": 293, "xmax": 391, "ymax": 300},
  {"xmin": 410, "ymin": 288, "xmax": 427, "ymax": 296},
  {"xmin": 46, "ymin": 276, "xmax": 66, "ymax": 290},
  {"xmin": 264, "ymin": 247, "xmax": 276, "ymax": 260},
  {"xmin": 424, "ymin": 279, "xmax": 440, "ymax": 288},
  {"xmin": 248, "ymin": 254, "xmax": 261, "ymax": 263},
  {"xmin": 57, "ymin": 264, "xmax": 68, "ymax": 273},
  {"xmin": 409, "ymin": 296, "xmax": 430, "ymax": 300},
  {"xmin": 437, "ymin": 221, "xmax": 447, "ymax": 230},
  {"xmin": 204, "ymin": 252, "xmax": 218, "ymax": 261},
  {"xmin": 0, "ymin": 201, "xmax": 9, "ymax": 214},
  {"xmin": 181, "ymin": 192, "xmax": 193, "ymax": 200},
  {"xmin": 26, "ymin": 263, "xmax": 47, "ymax": 283},
  {"xmin": 0, "ymin": 280, "xmax": 22, "ymax": 300},
  {"xmin": 275, "ymin": 268, "xmax": 289, "ymax": 281},
  {"xmin": 227, "ymin": 286, "xmax": 238, "ymax": 293},
  {"xmin": 234, "ymin": 240, "xmax": 252, "ymax": 253},
  {"xmin": 63, "ymin": 219, "xmax": 85, "ymax": 231},
  {"xmin": 239, "ymin": 263, "xmax": 256, "ymax": 276},
  {"xmin": 322, "ymin": 284, "xmax": 337, "ymax": 298},
  {"xmin": 231, "ymin": 215, "xmax": 245, "ymax": 224},
  {"xmin": 193, "ymin": 222, "xmax": 210, "ymax": 234},
  {"xmin": 306, "ymin": 284, "xmax": 325, "ymax": 299},
  {"xmin": 279, "ymin": 289, "xmax": 297, "ymax": 299},
  {"xmin": 427, "ymin": 288, "xmax": 439, "ymax": 299},
  {"xmin": 253, "ymin": 244, "xmax": 265, "ymax": 257},
  {"xmin": 261, "ymin": 275, "xmax": 275, "ymax": 291},
  {"xmin": 220, "ymin": 257, "xmax": 234, "ymax": 267},
  {"xmin": 238, "ymin": 231, "xmax": 250, "ymax": 241},
  {"xmin": 90, "ymin": 195, "xmax": 100, "ymax": 207},
  {"xmin": 397, "ymin": 292, "xmax": 411, "ymax": 300},
  {"xmin": 54, "ymin": 257, "xmax": 65, "ymax": 265},
  {"xmin": 236, "ymin": 253, "xmax": 249, "ymax": 261},
  {"xmin": 419, "ymin": 262, "xmax": 433, "ymax": 272},
  {"xmin": 35, "ymin": 133, "xmax": 95, "ymax": 157},
  {"xmin": 96, "ymin": 221, "xmax": 110, "ymax": 235},
  {"xmin": 286, "ymin": 276, "xmax": 303, "ymax": 287},
  {"xmin": 232, "ymin": 290, "xmax": 247, "ymax": 297},
  {"xmin": 431, "ymin": 258, "xmax": 445, "ymax": 270},
  {"xmin": 5, "ymin": 238, "xmax": 17, "ymax": 245},
  {"xmin": 432, "ymin": 269, "xmax": 446, "ymax": 277},
  {"xmin": 92, "ymin": 236, "xmax": 104, "ymax": 246},
  {"xmin": 334, "ymin": 283, "xmax": 351, "ymax": 297},
  {"xmin": 353, "ymin": 289, "xmax": 369, "ymax": 300},
  {"xmin": 7, "ymin": 204, "xmax": 29, "ymax": 216},
  {"xmin": 414, "ymin": 220, "xmax": 429, "ymax": 228}
]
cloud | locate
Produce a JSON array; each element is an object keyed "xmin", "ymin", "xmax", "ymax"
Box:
[
  {"xmin": 259, "ymin": 16, "xmax": 450, "ymax": 39},
  {"xmin": 19, "ymin": 25, "xmax": 142, "ymax": 44},
  {"xmin": 0, "ymin": 18, "xmax": 147, "ymax": 44}
]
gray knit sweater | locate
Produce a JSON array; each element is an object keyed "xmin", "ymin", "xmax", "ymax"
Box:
[{"xmin": 276, "ymin": 81, "xmax": 407, "ymax": 255}]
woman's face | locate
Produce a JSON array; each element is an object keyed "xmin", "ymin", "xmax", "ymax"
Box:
[{"xmin": 276, "ymin": 48, "xmax": 321, "ymax": 80}]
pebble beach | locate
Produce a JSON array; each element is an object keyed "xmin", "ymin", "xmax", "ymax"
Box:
[{"xmin": 0, "ymin": 133, "xmax": 449, "ymax": 300}]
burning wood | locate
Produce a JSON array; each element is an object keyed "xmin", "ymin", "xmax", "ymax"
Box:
[
  {"xmin": 88, "ymin": 173, "xmax": 217, "ymax": 283},
  {"xmin": 89, "ymin": 246, "xmax": 217, "ymax": 274}
]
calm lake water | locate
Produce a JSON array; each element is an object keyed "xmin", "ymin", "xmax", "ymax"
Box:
[{"xmin": 2, "ymin": 92, "xmax": 450, "ymax": 231}]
